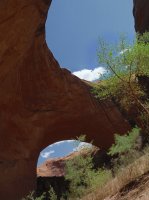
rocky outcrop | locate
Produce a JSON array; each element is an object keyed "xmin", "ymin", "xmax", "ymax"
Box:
[
  {"xmin": 133, "ymin": 0, "xmax": 149, "ymax": 33},
  {"xmin": 1, "ymin": 0, "xmax": 145, "ymax": 199}
]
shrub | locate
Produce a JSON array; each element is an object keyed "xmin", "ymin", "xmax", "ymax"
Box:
[
  {"xmin": 22, "ymin": 187, "xmax": 57, "ymax": 200},
  {"xmin": 22, "ymin": 191, "xmax": 45, "ymax": 200},
  {"xmin": 108, "ymin": 127, "xmax": 143, "ymax": 174},
  {"xmin": 108, "ymin": 127, "xmax": 141, "ymax": 156},
  {"xmin": 64, "ymin": 136, "xmax": 112, "ymax": 199},
  {"xmin": 48, "ymin": 186, "xmax": 57, "ymax": 200},
  {"xmin": 65, "ymin": 153, "xmax": 112, "ymax": 199}
]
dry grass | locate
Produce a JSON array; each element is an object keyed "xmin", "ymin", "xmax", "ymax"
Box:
[{"xmin": 81, "ymin": 153, "xmax": 149, "ymax": 200}]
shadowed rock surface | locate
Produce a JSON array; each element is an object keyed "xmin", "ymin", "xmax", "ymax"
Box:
[
  {"xmin": 0, "ymin": 0, "xmax": 147, "ymax": 199},
  {"xmin": 133, "ymin": 0, "xmax": 149, "ymax": 33}
]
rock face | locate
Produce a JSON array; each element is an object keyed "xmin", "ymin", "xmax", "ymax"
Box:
[
  {"xmin": 0, "ymin": 0, "xmax": 144, "ymax": 199},
  {"xmin": 133, "ymin": 0, "xmax": 149, "ymax": 33}
]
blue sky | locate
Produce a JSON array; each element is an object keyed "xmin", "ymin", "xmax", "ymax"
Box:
[
  {"xmin": 46, "ymin": 0, "xmax": 135, "ymax": 72},
  {"xmin": 38, "ymin": 140, "xmax": 75, "ymax": 165},
  {"xmin": 37, "ymin": 0, "xmax": 135, "ymax": 166},
  {"xmin": 38, "ymin": 140, "xmax": 91, "ymax": 165}
]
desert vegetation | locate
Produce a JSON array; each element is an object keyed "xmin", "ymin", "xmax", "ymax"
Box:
[{"xmin": 23, "ymin": 33, "xmax": 149, "ymax": 200}]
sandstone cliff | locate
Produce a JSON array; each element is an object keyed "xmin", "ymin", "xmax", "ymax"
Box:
[{"xmin": 133, "ymin": 0, "xmax": 149, "ymax": 33}]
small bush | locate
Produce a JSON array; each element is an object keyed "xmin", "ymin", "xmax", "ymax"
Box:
[
  {"xmin": 65, "ymin": 152, "xmax": 94, "ymax": 198},
  {"xmin": 22, "ymin": 187, "xmax": 57, "ymax": 200},
  {"xmin": 48, "ymin": 186, "xmax": 57, "ymax": 200},
  {"xmin": 22, "ymin": 191, "xmax": 45, "ymax": 200},
  {"xmin": 108, "ymin": 127, "xmax": 143, "ymax": 174},
  {"xmin": 65, "ymin": 136, "xmax": 112, "ymax": 199},
  {"xmin": 108, "ymin": 127, "xmax": 141, "ymax": 156}
]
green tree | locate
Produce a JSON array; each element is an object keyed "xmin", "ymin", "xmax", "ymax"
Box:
[
  {"xmin": 93, "ymin": 34, "xmax": 149, "ymax": 171},
  {"xmin": 93, "ymin": 33, "xmax": 149, "ymax": 131}
]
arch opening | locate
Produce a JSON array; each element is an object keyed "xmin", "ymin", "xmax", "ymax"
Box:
[
  {"xmin": 37, "ymin": 139, "xmax": 92, "ymax": 166},
  {"xmin": 36, "ymin": 139, "xmax": 93, "ymax": 198}
]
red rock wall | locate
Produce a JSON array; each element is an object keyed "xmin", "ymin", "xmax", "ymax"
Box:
[
  {"xmin": 0, "ymin": 0, "xmax": 142, "ymax": 199},
  {"xmin": 133, "ymin": 0, "xmax": 149, "ymax": 33}
]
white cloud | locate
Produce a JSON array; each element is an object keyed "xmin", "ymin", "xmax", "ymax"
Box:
[
  {"xmin": 44, "ymin": 140, "xmax": 74, "ymax": 149},
  {"xmin": 73, "ymin": 67, "xmax": 106, "ymax": 82},
  {"xmin": 54, "ymin": 140, "xmax": 74, "ymax": 146},
  {"xmin": 40, "ymin": 150, "xmax": 55, "ymax": 158},
  {"xmin": 119, "ymin": 48, "xmax": 130, "ymax": 55},
  {"xmin": 73, "ymin": 142, "xmax": 92, "ymax": 152}
]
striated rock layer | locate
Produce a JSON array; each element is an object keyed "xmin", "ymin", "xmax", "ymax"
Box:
[{"xmin": 0, "ymin": 0, "xmax": 145, "ymax": 199}]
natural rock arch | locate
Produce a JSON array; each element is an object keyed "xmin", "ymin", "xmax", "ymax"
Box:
[{"xmin": 0, "ymin": 0, "xmax": 147, "ymax": 199}]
